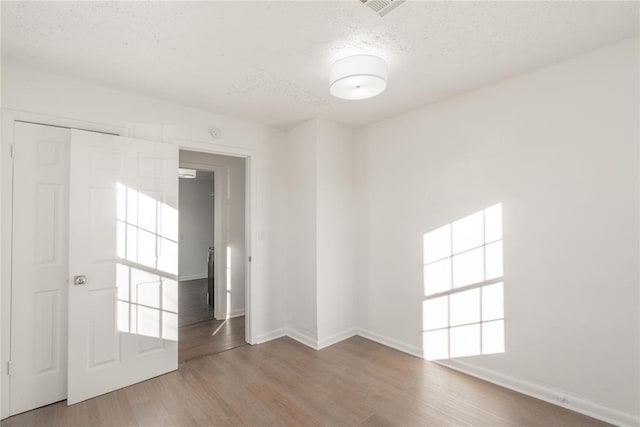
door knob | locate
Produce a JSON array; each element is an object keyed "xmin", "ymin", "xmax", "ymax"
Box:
[{"xmin": 73, "ymin": 275, "xmax": 87, "ymax": 286}]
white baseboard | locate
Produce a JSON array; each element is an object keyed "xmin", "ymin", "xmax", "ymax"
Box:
[
  {"xmin": 317, "ymin": 329, "xmax": 357, "ymax": 350},
  {"xmin": 286, "ymin": 326, "xmax": 318, "ymax": 350},
  {"xmin": 214, "ymin": 322, "xmax": 638, "ymax": 427},
  {"xmin": 253, "ymin": 326, "xmax": 420, "ymax": 356},
  {"xmin": 438, "ymin": 359, "xmax": 639, "ymax": 427},
  {"xmin": 356, "ymin": 328, "xmax": 423, "ymax": 359},
  {"xmin": 354, "ymin": 329, "xmax": 637, "ymax": 426},
  {"xmin": 251, "ymin": 326, "xmax": 357, "ymax": 351},
  {"xmin": 253, "ymin": 328, "xmax": 287, "ymax": 344},
  {"xmin": 178, "ymin": 274, "xmax": 208, "ymax": 281},
  {"xmin": 228, "ymin": 309, "xmax": 245, "ymax": 318}
]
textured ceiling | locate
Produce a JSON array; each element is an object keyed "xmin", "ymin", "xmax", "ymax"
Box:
[{"xmin": 2, "ymin": 1, "xmax": 638, "ymax": 128}]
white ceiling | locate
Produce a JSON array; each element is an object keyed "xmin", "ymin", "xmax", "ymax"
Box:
[{"xmin": 2, "ymin": 1, "xmax": 638, "ymax": 129}]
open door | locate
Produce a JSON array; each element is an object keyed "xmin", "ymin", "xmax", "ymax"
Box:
[{"xmin": 67, "ymin": 130, "xmax": 179, "ymax": 404}]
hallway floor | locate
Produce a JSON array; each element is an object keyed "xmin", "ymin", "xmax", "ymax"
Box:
[
  {"xmin": 179, "ymin": 278, "xmax": 214, "ymax": 327},
  {"xmin": 179, "ymin": 315, "xmax": 246, "ymax": 363}
]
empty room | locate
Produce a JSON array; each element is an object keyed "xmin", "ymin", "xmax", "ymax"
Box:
[{"xmin": 0, "ymin": 1, "xmax": 638, "ymax": 426}]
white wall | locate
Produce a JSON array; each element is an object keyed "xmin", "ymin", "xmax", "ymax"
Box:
[
  {"xmin": 178, "ymin": 171, "xmax": 214, "ymax": 281},
  {"xmin": 225, "ymin": 156, "xmax": 247, "ymax": 317},
  {"xmin": 283, "ymin": 118, "xmax": 358, "ymax": 347},
  {"xmin": 316, "ymin": 119, "xmax": 357, "ymax": 346},
  {"xmin": 284, "ymin": 120, "xmax": 318, "ymax": 340},
  {"xmin": 355, "ymin": 38, "xmax": 639, "ymax": 424}
]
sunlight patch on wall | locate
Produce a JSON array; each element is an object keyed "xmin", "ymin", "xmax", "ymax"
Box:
[{"xmin": 422, "ymin": 203, "xmax": 504, "ymax": 361}]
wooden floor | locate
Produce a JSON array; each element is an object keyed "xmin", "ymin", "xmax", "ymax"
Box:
[
  {"xmin": 3, "ymin": 336, "xmax": 608, "ymax": 427},
  {"xmin": 179, "ymin": 315, "xmax": 246, "ymax": 362},
  {"xmin": 179, "ymin": 278, "xmax": 214, "ymax": 327}
]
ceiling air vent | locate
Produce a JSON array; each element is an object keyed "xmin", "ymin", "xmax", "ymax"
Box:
[{"xmin": 360, "ymin": 0, "xmax": 405, "ymax": 17}]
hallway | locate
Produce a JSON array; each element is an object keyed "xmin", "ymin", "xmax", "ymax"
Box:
[{"xmin": 178, "ymin": 278, "xmax": 246, "ymax": 362}]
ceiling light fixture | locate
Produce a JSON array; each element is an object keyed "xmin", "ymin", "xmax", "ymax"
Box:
[
  {"xmin": 178, "ymin": 168, "xmax": 197, "ymax": 179},
  {"xmin": 330, "ymin": 54, "xmax": 388, "ymax": 100}
]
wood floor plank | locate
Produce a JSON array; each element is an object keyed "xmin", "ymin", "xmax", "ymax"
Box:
[
  {"xmin": 2, "ymin": 336, "xmax": 610, "ymax": 427},
  {"xmin": 246, "ymin": 382, "xmax": 323, "ymax": 427}
]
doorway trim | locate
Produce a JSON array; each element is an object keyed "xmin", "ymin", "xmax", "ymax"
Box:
[{"xmin": 0, "ymin": 109, "xmax": 128, "ymax": 419}]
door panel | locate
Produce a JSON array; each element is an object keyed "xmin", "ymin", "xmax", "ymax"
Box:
[
  {"xmin": 10, "ymin": 122, "xmax": 70, "ymax": 415},
  {"xmin": 67, "ymin": 130, "xmax": 178, "ymax": 405}
]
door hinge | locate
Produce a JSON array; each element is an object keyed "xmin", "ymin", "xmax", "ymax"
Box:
[
  {"xmin": 9, "ymin": 144, "xmax": 14, "ymax": 159},
  {"xmin": 248, "ymin": 256, "xmax": 252, "ymax": 262},
  {"xmin": 7, "ymin": 361, "xmax": 13, "ymax": 376}
]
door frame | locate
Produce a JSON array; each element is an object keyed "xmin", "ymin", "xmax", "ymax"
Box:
[
  {"xmin": 177, "ymin": 146, "xmax": 253, "ymax": 344},
  {"xmin": 0, "ymin": 109, "xmax": 129, "ymax": 419}
]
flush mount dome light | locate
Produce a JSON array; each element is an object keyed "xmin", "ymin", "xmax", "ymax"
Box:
[
  {"xmin": 330, "ymin": 54, "xmax": 387, "ymax": 100},
  {"xmin": 178, "ymin": 168, "xmax": 197, "ymax": 179}
]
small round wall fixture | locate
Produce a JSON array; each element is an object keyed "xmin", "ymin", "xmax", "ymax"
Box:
[
  {"xmin": 330, "ymin": 54, "xmax": 388, "ymax": 100},
  {"xmin": 209, "ymin": 126, "xmax": 223, "ymax": 139}
]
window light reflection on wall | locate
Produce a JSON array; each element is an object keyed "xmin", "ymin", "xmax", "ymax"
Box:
[{"xmin": 422, "ymin": 203, "xmax": 504, "ymax": 361}]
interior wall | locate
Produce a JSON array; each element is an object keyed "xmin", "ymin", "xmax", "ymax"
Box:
[
  {"xmin": 179, "ymin": 152, "xmax": 246, "ymax": 317},
  {"xmin": 316, "ymin": 119, "xmax": 357, "ymax": 345},
  {"xmin": 178, "ymin": 171, "xmax": 215, "ymax": 281},
  {"xmin": 226, "ymin": 157, "xmax": 247, "ymax": 317},
  {"xmin": 284, "ymin": 120, "xmax": 318, "ymax": 340},
  {"xmin": 283, "ymin": 118, "xmax": 358, "ymax": 347},
  {"xmin": 355, "ymin": 37, "xmax": 639, "ymax": 422}
]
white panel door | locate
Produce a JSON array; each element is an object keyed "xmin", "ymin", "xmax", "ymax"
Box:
[
  {"xmin": 10, "ymin": 122, "xmax": 70, "ymax": 415},
  {"xmin": 67, "ymin": 130, "xmax": 179, "ymax": 405}
]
